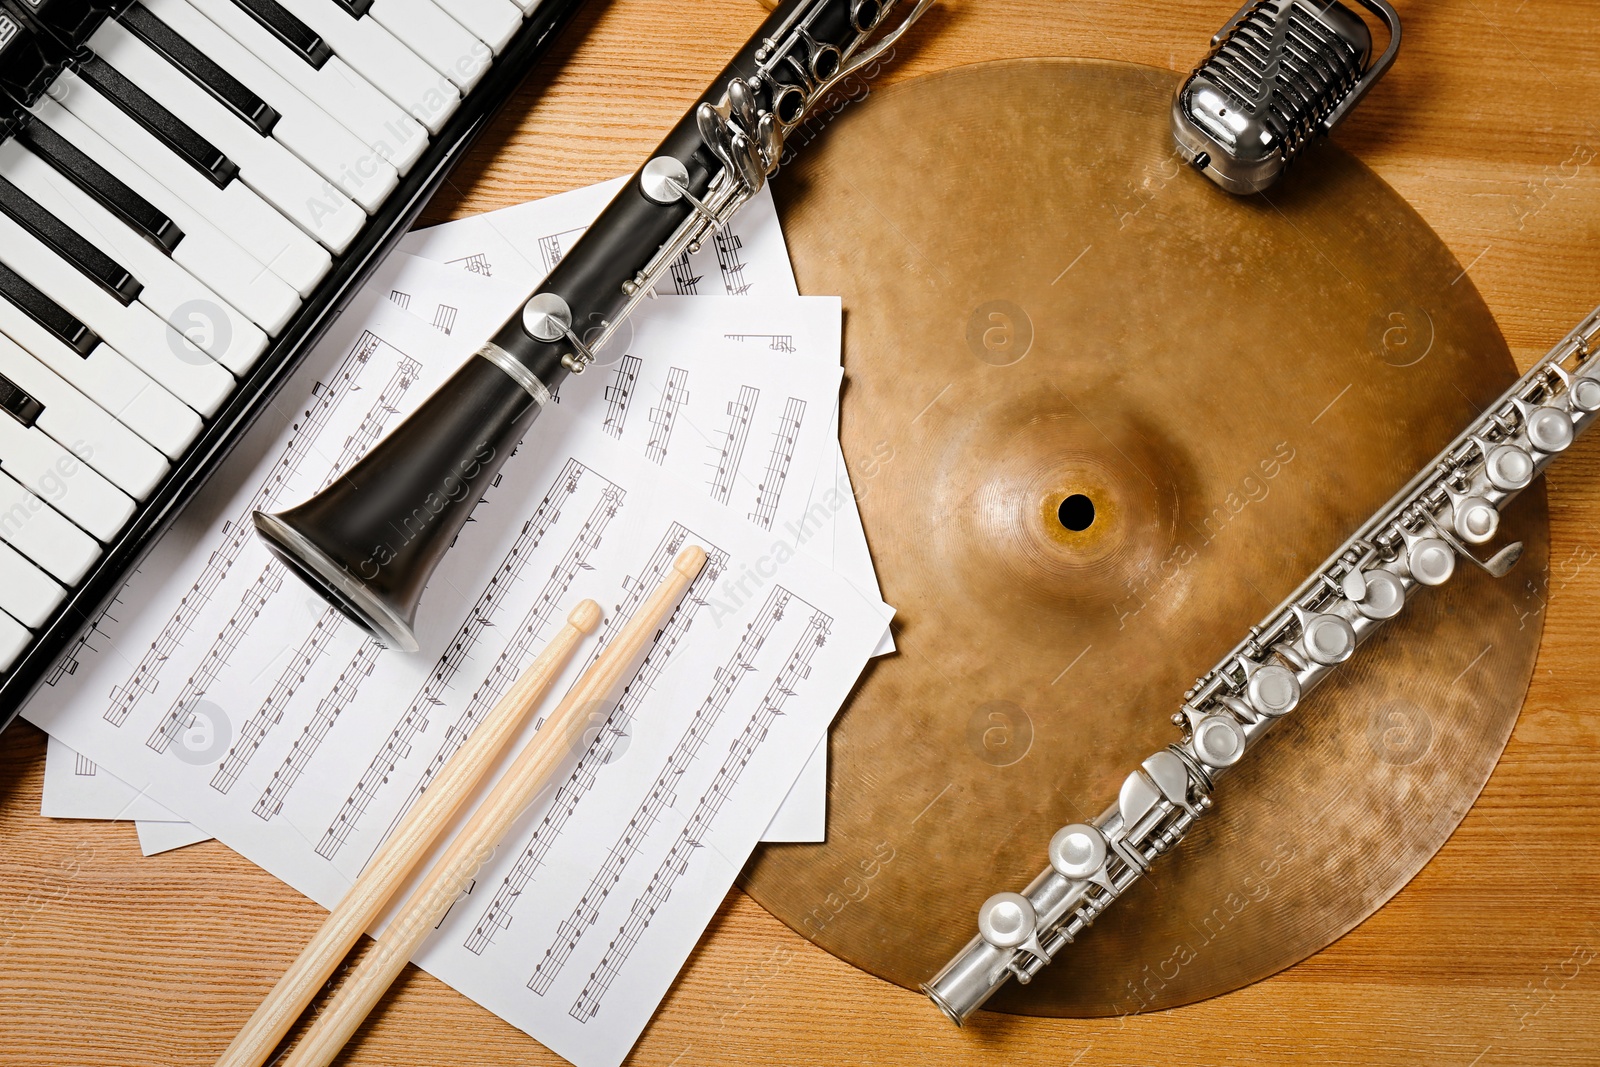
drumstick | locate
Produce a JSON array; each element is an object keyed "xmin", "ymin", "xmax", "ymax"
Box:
[
  {"xmin": 281, "ymin": 544, "xmax": 707, "ymax": 1067},
  {"xmin": 215, "ymin": 600, "xmax": 602, "ymax": 1067}
]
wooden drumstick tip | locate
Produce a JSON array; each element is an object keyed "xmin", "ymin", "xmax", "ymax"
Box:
[
  {"xmin": 568, "ymin": 599, "xmax": 603, "ymax": 634},
  {"xmin": 673, "ymin": 545, "xmax": 708, "ymax": 578}
]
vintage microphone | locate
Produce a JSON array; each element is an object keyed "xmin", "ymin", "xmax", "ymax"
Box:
[
  {"xmin": 1170, "ymin": 0, "xmax": 1401, "ymax": 195},
  {"xmin": 254, "ymin": 0, "xmax": 933, "ymax": 651}
]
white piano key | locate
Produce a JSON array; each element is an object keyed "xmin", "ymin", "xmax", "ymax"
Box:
[
  {"xmin": 506, "ymin": 0, "xmax": 540, "ymax": 18},
  {"xmin": 368, "ymin": 0, "xmax": 490, "ymax": 91},
  {"xmin": 0, "ymin": 539, "xmax": 64, "ymax": 630},
  {"xmin": 0, "ymin": 608, "xmax": 30, "ymax": 672},
  {"xmin": 432, "ymin": 0, "xmax": 519, "ymax": 54},
  {"xmin": 0, "ymin": 139, "xmax": 273, "ymax": 371},
  {"xmin": 0, "ymin": 209, "xmax": 235, "ymax": 416},
  {"xmin": 30, "ymin": 97, "xmax": 307, "ymax": 322},
  {"xmin": 0, "ymin": 467, "xmax": 102, "ymax": 584},
  {"xmin": 269, "ymin": 0, "xmax": 462, "ymax": 134},
  {"xmin": 87, "ymin": 21, "xmax": 366, "ymax": 254},
  {"xmin": 0, "ymin": 289, "xmax": 201, "ymax": 459},
  {"xmin": 49, "ymin": 70, "xmax": 334, "ymax": 296},
  {"xmin": 137, "ymin": 0, "xmax": 401, "ymax": 212},
  {"xmin": 0, "ymin": 406, "xmax": 136, "ymax": 541},
  {"xmin": 186, "ymin": 0, "xmax": 428, "ymax": 174},
  {"xmin": 0, "ymin": 333, "xmax": 169, "ymax": 498}
]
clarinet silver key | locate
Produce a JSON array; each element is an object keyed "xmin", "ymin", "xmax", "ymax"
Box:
[
  {"xmin": 925, "ymin": 302, "xmax": 1600, "ymax": 1025},
  {"xmin": 254, "ymin": 0, "xmax": 935, "ymax": 651},
  {"xmin": 1172, "ymin": 0, "xmax": 1402, "ymax": 194}
]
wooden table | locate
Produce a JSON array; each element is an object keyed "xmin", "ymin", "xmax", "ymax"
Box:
[{"xmin": 5, "ymin": 0, "xmax": 1600, "ymax": 1063}]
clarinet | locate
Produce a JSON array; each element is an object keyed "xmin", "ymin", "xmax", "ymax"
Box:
[
  {"xmin": 253, "ymin": 0, "xmax": 934, "ymax": 652},
  {"xmin": 924, "ymin": 303, "xmax": 1600, "ymax": 1024}
]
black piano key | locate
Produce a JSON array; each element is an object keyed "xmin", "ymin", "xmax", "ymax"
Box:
[
  {"xmin": 116, "ymin": 2, "xmax": 281, "ymax": 137},
  {"xmin": 4, "ymin": 0, "xmax": 111, "ymax": 49},
  {"xmin": 0, "ymin": 259, "xmax": 101, "ymax": 356},
  {"xmin": 0, "ymin": 5, "xmax": 66, "ymax": 106},
  {"xmin": 74, "ymin": 53, "xmax": 240, "ymax": 189},
  {"xmin": 0, "ymin": 372, "xmax": 44, "ymax": 429},
  {"xmin": 228, "ymin": 0, "xmax": 332, "ymax": 69},
  {"xmin": 0, "ymin": 173, "xmax": 143, "ymax": 304},
  {"xmin": 325, "ymin": 0, "xmax": 375, "ymax": 22},
  {"xmin": 15, "ymin": 117, "xmax": 185, "ymax": 253}
]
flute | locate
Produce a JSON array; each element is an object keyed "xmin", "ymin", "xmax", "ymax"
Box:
[{"xmin": 925, "ymin": 303, "xmax": 1600, "ymax": 1024}]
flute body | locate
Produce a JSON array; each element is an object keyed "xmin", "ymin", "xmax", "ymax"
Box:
[{"xmin": 926, "ymin": 304, "xmax": 1600, "ymax": 1023}]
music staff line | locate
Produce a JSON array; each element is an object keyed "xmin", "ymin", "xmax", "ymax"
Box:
[
  {"xmin": 567, "ymin": 590, "xmax": 832, "ymax": 1019},
  {"xmin": 363, "ymin": 472, "xmax": 627, "ymax": 869},
  {"xmin": 150, "ymin": 357, "xmax": 421, "ymax": 762},
  {"xmin": 314, "ymin": 460, "xmax": 624, "ymax": 861},
  {"xmin": 104, "ymin": 332, "xmax": 387, "ymax": 730},
  {"xmin": 463, "ymin": 523, "xmax": 730, "ymax": 956}
]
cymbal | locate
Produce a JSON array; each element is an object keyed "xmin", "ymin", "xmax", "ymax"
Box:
[{"xmin": 742, "ymin": 58, "xmax": 1547, "ymax": 1017}]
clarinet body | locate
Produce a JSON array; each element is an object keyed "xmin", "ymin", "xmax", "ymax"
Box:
[
  {"xmin": 254, "ymin": 0, "xmax": 933, "ymax": 651},
  {"xmin": 925, "ymin": 303, "xmax": 1600, "ymax": 1024}
]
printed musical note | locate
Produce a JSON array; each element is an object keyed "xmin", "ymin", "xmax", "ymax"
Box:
[
  {"xmin": 644, "ymin": 368, "xmax": 689, "ymax": 466},
  {"xmin": 668, "ymin": 252, "xmax": 701, "ymax": 295},
  {"xmin": 538, "ymin": 226, "xmax": 587, "ymax": 274},
  {"xmin": 748, "ymin": 398, "xmax": 806, "ymax": 531},
  {"xmin": 707, "ymin": 385, "xmax": 758, "ymax": 505},
  {"xmin": 601, "ymin": 356, "xmax": 641, "ymax": 440},
  {"xmin": 446, "ymin": 252, "xmax": 492, "ymax": 276},
  {"xmin": 713, "ymin": 232, "xmax": 751, "ymax": 296}
]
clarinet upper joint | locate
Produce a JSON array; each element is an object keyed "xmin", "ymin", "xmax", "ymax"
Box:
[{"xmin": 578, "ymin": 0, "xmax": 932, "ymax": 376}]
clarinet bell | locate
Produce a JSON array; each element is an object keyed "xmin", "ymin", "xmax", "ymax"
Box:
[{"xmin": 254, "ymin": 351, "xmax": 546, "ymax": 654}]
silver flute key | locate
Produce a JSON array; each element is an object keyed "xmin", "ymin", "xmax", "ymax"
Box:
[{"xmin": 925, "ymin": 302, "xmax": 1600, "ymax": 1024}]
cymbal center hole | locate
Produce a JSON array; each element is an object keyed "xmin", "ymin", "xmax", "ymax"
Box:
[{"xmin": 1058, "ymin": 494, "xmax": 1095, "ymax": 532}]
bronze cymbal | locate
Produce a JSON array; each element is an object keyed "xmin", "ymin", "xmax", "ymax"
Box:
[{"xmin": 741, "ymin": 58, "xmax": 1547, "ymax": 1017}]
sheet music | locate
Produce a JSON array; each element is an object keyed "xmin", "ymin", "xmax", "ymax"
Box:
[
  {"xmin": 36, "ymin": 247, "xmax": 844, "ymax": 840},
  {"xmin": 400, "ymin": 180, "xmax": 891, "ymax": 839},
  {"xmin": 398, "ymin": 179, "xmax": 797, "ymax": 301},
  {"xmin": 25, "ymin": 282, "xmax": 888, "ymax": 1067},
  {"xmin": 382, "ymin": 240, "xmax": 862, "ymax": 842}
]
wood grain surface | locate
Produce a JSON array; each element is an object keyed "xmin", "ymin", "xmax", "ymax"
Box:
[{"xmin": 5, "ymin": 1, "xmax": 1600, "ymax": 1064}]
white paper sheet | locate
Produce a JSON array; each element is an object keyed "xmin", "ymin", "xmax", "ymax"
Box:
[
  {"xmin": 26, "ymin": 284, "xmax": 890, "ymax": 1067},
  {"xmin": 41, "ymin": 733, "xmax": 182, "ymax": 821},
  {"xmin": 400, "ymin": 179, "xmax": 893, "ymax": 838},
  {"xmin": 42, "ymin": 735, "xmax": 216, "ymax": 852},
  {"xmin": 398, "ymin": 180, "xmax": 799, "ymax": 302},
  {"xmin": 37, "ymin": 227, "xmax": 843, "ymax": 840},
  {"xmin": 136, "ymin": 819, "xmax": 213, "ymax": 855}
]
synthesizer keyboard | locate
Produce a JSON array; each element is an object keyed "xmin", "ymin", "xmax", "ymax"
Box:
[{"xmin": 0, "ymin": 0, "xmax": 588, "ymax": 732}]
